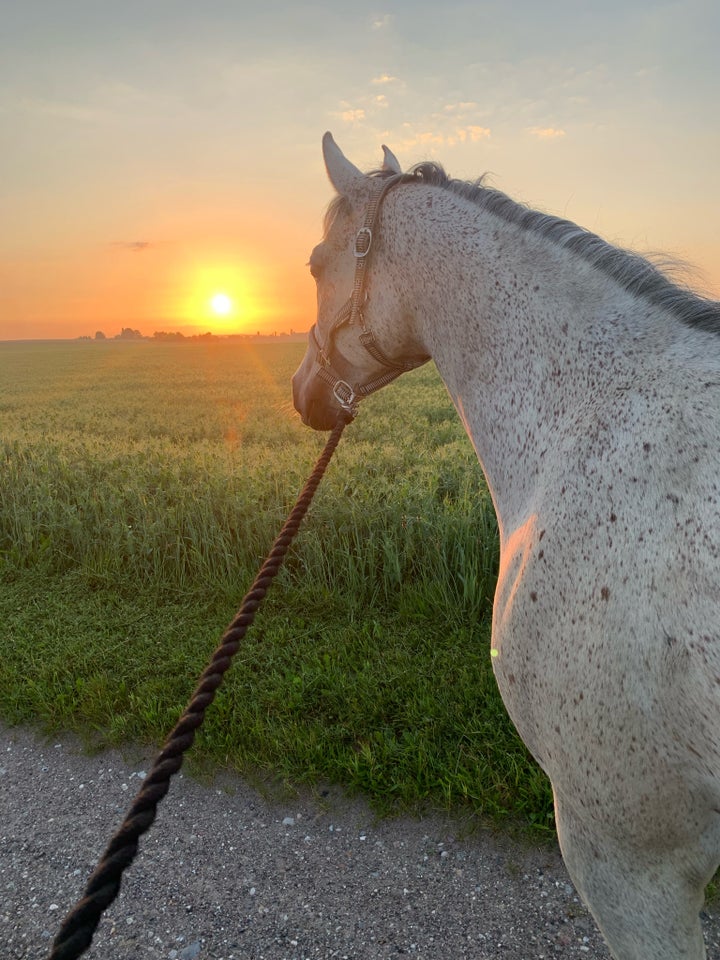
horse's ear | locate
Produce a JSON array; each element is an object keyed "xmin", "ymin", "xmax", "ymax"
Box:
[
  {"xmin": 322, "ymin": 132, "xmax": 366, "ymax": 200},
  {"xmin": 381, "ymin": 144, "xmax": 402, "ymax": 174}
]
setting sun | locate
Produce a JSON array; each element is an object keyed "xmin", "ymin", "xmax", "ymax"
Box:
[
  {"xmin": 171, "ymin": 262, "xmax": 269, "ymax": 333},
  {"xmin": 210, "ymin": 292, "xmax": 233, "ymax": 317}
]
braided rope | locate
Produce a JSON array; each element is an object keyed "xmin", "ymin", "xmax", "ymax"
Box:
[{"xmin": 48, "ymin": 411, "xmax": 353, "ymax": 960}]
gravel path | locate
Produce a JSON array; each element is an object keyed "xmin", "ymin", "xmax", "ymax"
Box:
[{"xmin": 3, "ymin": 723, "xmax": 720, "ymax": 960}]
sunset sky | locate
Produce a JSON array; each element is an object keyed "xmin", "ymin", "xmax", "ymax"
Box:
[{"xmin": 1, "ymin": 0, "xmax": 718, "ymax": 340}]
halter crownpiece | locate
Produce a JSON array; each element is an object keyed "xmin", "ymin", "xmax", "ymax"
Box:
[{"xmin": 311, "ymin": 175, "xmax": 430, "ymax": 415}]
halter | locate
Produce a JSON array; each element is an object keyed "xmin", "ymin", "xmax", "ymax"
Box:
[{"xmin": 310, "ymin": 174, "xmax": 430, "ymax": 416}]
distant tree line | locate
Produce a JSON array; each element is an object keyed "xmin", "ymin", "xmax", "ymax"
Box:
[
  {"xmin": 83, "ymin": 329, "xmax": 303, "ymax": 342},
  {"xmin": 152, "ymin": 330, "xmax": 219, "ymax": 341},
  {"xmin": 89, "ymin": 329, "xmax": 218, "ymax": 341},
  {"xmin": 87, "ymin": 328, "xmax": 144, "ymax": 341}
]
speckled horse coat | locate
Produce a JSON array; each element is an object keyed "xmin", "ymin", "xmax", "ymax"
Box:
[{"xmin": 293, "ymin": 133, "xmax": 720, "ymax": 959}]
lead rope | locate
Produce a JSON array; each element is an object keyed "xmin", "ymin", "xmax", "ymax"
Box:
[{"xmin": 48, "ymin": 410, "xmax": 354, "ymax": 960}]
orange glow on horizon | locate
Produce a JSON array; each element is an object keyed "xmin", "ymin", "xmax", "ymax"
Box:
[
  {"xmin": 0, "ymin": 221, "xmax": 318, "ymax": 340},
  {"xmin": 106, "ymin": 248, "xmax": 308, "ymax": 339}
]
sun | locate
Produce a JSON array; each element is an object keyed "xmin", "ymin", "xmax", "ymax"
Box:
[
  {"xmin": 209, "ymin": 292, "xmax": 233, "ymax": 317},
  {"xmin": 177, "ymin": 263, "xmax": 263, "ymax": 332}
]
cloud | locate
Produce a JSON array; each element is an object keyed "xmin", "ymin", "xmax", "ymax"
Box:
[
  {"xmin": 13, "ymin": 95, "xmax": 106, "ymax": 124},
  {"xmin": 408, "ymin": 130, "xmax": 446, "ymax": 147},
  {"xmin": 113, "ymin": 241, "xmax": 152, "ymax": 252},
  {"xmin": 443, "ymin": 101, "xmax": 479, "ymax": 115},
  {"xmin": 397, "ymin": 125, "xmax": 491, "ymax": 150},
  {"xmin": 371, "ymin": 14, "xmax": 393, "ymax": 30},
  {"xmin": 340, "ymin": 108, "xmax": 366, "ymax": 124},
  {"xmin": 458, "ymin": 125, "xmax": 491, "ymax": 142},
  {"xmin": 528, "ymin": 126, "xmax": 566, "ymax": 139},
  {"xmin": 371, "ymin": 74, "xmax": 400, "ymax": 85}
]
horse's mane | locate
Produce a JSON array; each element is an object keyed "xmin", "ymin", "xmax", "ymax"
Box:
[{"xmin": 326, "ymin": 164, "xmax": 720, "ymax": 335}]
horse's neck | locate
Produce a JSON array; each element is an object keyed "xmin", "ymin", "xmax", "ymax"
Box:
[{"xmin": 390, "ymin": 189, "xmax": 666, "ymax": 533}]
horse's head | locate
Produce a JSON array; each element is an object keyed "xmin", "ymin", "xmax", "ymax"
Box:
[{"xmin": 292, "ymin": 133, "xmax": 430, "ymax": 430}]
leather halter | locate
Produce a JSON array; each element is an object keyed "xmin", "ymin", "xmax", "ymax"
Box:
[{"xmin": 309, "ymin": 174, "xmax": 430, "ymax": 416}]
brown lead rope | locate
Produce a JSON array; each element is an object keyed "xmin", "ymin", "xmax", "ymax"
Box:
[{"xmin": 48, "ymin": 410, "xmax": 353, "ymax": 960}]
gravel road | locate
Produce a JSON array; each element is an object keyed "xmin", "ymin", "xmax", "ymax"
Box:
[{"xmin": 3, "ymin": 723, "xmax": 720, "ymax": 960}]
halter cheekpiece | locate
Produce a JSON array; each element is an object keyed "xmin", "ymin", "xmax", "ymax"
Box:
[{"xmin": 310, "ymin": 174, "xmax": 430, "ymax": 417}]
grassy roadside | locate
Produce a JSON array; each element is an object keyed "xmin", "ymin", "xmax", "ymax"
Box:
[
  {"xmin": 0, "ymin": 570, "xmax": 552, "ymax": 832},
  {"xmin": 0, "ymin": 340, "xmax": 554, "ymax": 833}
]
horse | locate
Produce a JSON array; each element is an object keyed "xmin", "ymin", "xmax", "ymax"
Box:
[{"xmin": 292, "ymin": 133, "xmax": 720, "ymax": 958}]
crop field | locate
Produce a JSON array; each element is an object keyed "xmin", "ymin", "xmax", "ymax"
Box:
[{"xmin": 0, "ymin": 339, "xmax": 553, "ymax": 832}]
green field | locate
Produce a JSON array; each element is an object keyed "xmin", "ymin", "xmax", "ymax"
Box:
[{"xmin": 0, "ymin": 339, "xmax": 553, "ymax": 832}]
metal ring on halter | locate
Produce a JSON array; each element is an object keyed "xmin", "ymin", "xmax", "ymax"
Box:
[{"xmin": 332, "ymin": 379, "xmax": 358, "ymax": 413}]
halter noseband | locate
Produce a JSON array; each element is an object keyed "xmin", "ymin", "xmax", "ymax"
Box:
[{"xmin": 310, "ymin": 174, "xmax": 430, "ymax": 416}]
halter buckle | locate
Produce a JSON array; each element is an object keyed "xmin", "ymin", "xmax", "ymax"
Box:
[{"xmin": 353, "ymin": 227, "xmax": 373, "ymax": 258}]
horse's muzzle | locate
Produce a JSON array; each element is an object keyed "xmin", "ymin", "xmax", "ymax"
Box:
[{"xmin": 292, "ymin": 355, "xmax": 344, "ymax": 431}]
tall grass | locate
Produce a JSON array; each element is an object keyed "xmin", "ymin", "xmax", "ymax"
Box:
[{"xmin": 0, "ymin": 340, "xmax": 553, "ymax": 832}]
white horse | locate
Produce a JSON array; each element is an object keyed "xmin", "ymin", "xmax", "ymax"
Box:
[{"xmin": 292, "ymin": 133, "xmax": 720, "ymax": 959}]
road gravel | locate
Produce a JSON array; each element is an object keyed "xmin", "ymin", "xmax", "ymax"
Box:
[{"xmin": 3, "ymin": 723, "xmax": 720, "ymax": 959}]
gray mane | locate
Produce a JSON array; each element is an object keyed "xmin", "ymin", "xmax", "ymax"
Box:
[
  {"xmin": 326, "ymin": 164, "xmax": 720, "ymax": 335},
  {"xmin": 407, "ymin": 162, "xmax": 720, "ymax": 333}
]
